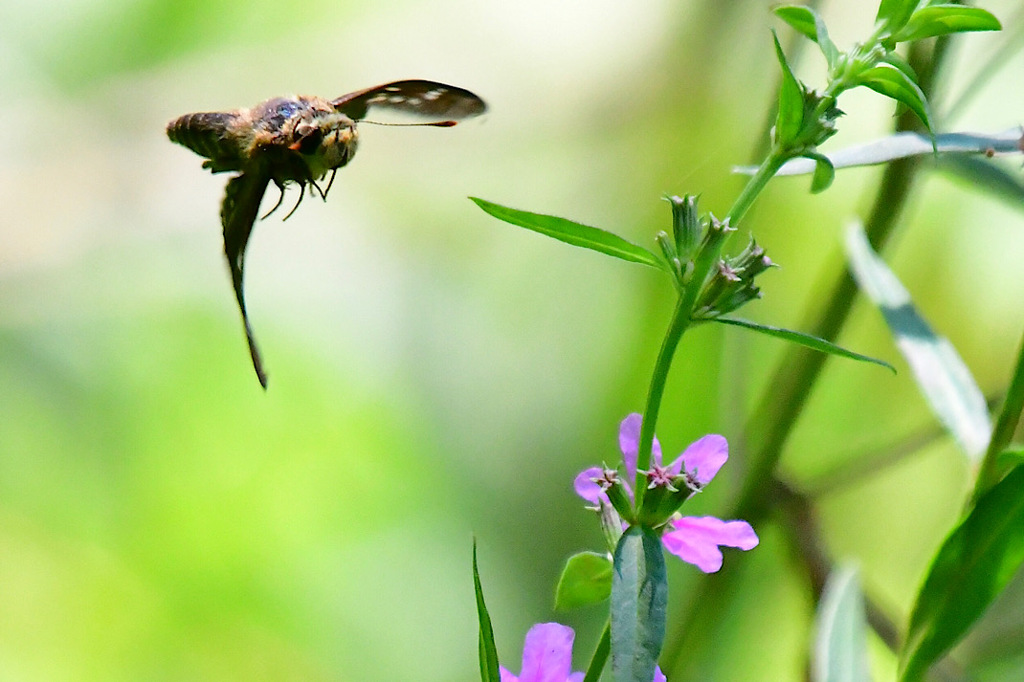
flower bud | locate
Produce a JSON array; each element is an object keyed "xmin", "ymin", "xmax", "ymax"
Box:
[
  {"xmin": 603, "ymin": 477, "xmax": 636, "ymax": 523},
  {"xmin": 667, "ymin": 194, "xmax": 702, "ymax": 260}
]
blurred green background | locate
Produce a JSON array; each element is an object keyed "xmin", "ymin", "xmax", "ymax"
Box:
[{"xmin": 1, "ymin": 1, "xmax": 1023, "ymax": 679}]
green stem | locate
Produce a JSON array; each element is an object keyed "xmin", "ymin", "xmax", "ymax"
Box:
[
  {"xmin": 736, "ymin": 136, "xmax": 927, "ymax": 521},
  {"xmin": 582, "ymin": 620, "xmax": 611, "ymax": 682},
  {"xmin": 726, "ymin": 151, "xmax": 786, "ymax": 226},
  {"xmin": 974, "ymin": 329, "xmax": 1024, "ymax": 498},
  {"xmin": 635, "ymin": 150, "xmax": 786, "ymax": 507},
  {"xmin": 635, "ymin": 296, "xmax": 693, "ymax": 507},
  {"xmin": 662, "ymin": 35, "xmax": 944, "ymax": 677}
]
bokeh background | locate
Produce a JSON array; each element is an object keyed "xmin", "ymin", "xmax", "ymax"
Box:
[{"xmin": 2, "ymin": 0, "xmax": 1023, "ymax": 680}]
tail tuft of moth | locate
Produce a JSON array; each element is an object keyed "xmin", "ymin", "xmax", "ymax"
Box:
[{"xmin": 167, "ymin": 112, "xmax": 244, "ymax": 171}]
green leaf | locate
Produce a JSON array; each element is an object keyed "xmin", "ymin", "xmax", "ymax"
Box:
[
  {"xmin": 875, "ymin": 0, "xmax": 920, "ymax": 36},
  {"xmin": 473, "ymin": 541, "xmax": 501, "ymax": 682},
  {"xmin": 996, "ymin": 448, "xmax": 1024, "ymax": 471},
  {"xmin": 845, "ymin": 223, "xmax": 990, "ymax": 460},
  {"xmin": 772, "ymin": 30, "xmax": 805, "ymax": 147},
  {"xmin": 879, "ymin": 51, "xmax": 919, "ymax": 84},
  {"xmin": 899, "ymin": 464, "xmax": 1024, "ymax": 681},
  {"xmin": 812, "ymin": 11, "xmax": 840, "ymax": 71},
  {"xmin": 555, "ymin": 551, "xmax": 613, "ymax": 610},
  {"xmin": 807, "ymin": 153, "xmax": 836, "ymax": 193},
  {"xmin": 936, "ymin": 155, "xmax": 1024, "ymax": 213},
  {"xmin": 893, "ymin": 5, "xmax": 1001, "ymax": 43},
  {"xmin": 856, "ymin": 63, "xmax": 933, "ymax": 134},
  {"xmin": 773, "ymin": 6, "xmax": 818, "ymax": 42},
  {"xmin": 738, "ymin": 128, "xmax": 1023, "ymax": 176},
  {"xmin": 470, "ymin": 197, "xmax": 667, "ymax": 271},
  {"xmin": 813, "ymin": 566, "xmax": 871, "ymax": 682},
  {"xmin": 711, "ymin": 316, "xmax": 895, "ymax": 372},
  {"xmin": 611, "ymin": 526, "xmax": 667, "ymax": 682}
]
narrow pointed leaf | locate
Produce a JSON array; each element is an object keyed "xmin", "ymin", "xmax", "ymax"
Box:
[
  {"xmin": 813, "ymin": 11, "xmax": 840, "ymax": 70},
  {"xmin": 876, "ymin": 0, "xmax": 919, "ymax": 35},
  {"xmin": 773, "ymin": 6, "xmax": 818, "ymax": 42},
  {"xmin": 845, "ymin": 223, "xmax": 990, "ymax": 460},
  {"xmin": 611, "ymin": 526, "xmax": 667, "ymax": 682},
  {"xmin": 470, "ymin": 197, "xmax": 667, "ymax": 271},
  {"xmin": 711, "ymin": 316, "xmax": 894, "ymax": 371},
  {"xmin": 473, "ymin": 541, "xmax": 501, "ymax": 682},
  {"xmin": 737, "ymin": 128, "xmax": 1022, "ymax": 176},
  {"xmin": 899, "ymin": 464, "xmax": 1024, "ymax": 682},
  {"xmin": 856, "ymin": 63, "xmax": 932, "ymax": 134},
  {"xmin": 893, "ymin": 6, "xmax": 1001, "ymax": 43},
  {"xmin": 813, "ymin": 566, "xmax": 871, "ymax": 682},
  {"xmin": 772, "ymin": 30, "xmax": 804, "ymax": 147},
  {"xmin": 555, "ymin": 551, "xmax": 613, "ymax": 610},
  {"xmin": 936, "ymin": 155, "xmax": 1024, "ymax": 213},
  {"xmin": 880, "ymin": 51, "xmax": 919, "ymax": 84}
]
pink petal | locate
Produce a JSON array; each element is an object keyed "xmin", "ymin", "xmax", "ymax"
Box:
[
  {"xmin": 500, "ymin": 667, "xmax": 519, "ymax": 682},
  {"xmin": 619, "ymin": 414, "xmax": 641, "ymax": 478},
  {"xmin": 574, "ymin": 467, "xmax": 606, "ymax": 504},
  {"xmin": 654, "ymin": 666, "xmax": 667, "ymax": 682},
  {"xmin": 661, "ymin": 516, "xmax": 759, "ymax": 573},
  {"xmin": 517, "ymin": 622, "xmax": 577, "ymax": 682},
  {"xmin": 661, "ymin": 526, "xmax": 725, "ymax": 573},
  {"xmin": 680, "ymin": 434, "xmax": 728, "ymax": 485},
  {"xmin": 619, "ymin": 413, "xmax": 662, "ymax": 478}
]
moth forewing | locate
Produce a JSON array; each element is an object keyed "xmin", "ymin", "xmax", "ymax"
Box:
[{"xmin": 332, "ymin": 80, "xmax": 487, "ymax": 124}]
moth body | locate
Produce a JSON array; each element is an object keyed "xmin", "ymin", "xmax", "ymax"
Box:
[{"xmin": 166, "ymin": 79, "xmax": 486, "ymax": 388}]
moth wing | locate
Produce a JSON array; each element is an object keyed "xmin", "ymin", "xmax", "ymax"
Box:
[
  {"xmin": 221, "ymin": 170, "xmax": 272, "ymax": 388},
  {"xmin": 332, "ymin": 80, "xmax": 486, "ymax": 124}
]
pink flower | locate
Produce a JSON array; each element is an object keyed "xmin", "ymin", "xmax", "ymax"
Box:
[
  {"xmin": 499, "ymin": 623, "xmax": 582, "ymax": 682},
  {"xmin": 661, "ymin": 515, "xmax": 760, "ymax": 573},
  {"xmin": 500, "ymin": 623, "xmax": 666, "ymax": 682},
  {"xmin": 575, "ymin": 413, "xmax": 758, "ymax": 573}
]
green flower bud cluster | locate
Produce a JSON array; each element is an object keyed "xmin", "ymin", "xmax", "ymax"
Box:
[{"xmin": 657, "ymin": 194, "xmax": 777, "ymax": 320}]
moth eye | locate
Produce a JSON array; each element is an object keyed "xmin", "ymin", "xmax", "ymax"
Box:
[{"xmin": 296, "ymin": 128, "xmax": 323, "ymax": 154}]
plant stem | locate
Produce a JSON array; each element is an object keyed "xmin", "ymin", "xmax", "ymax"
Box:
[
  {"xmin": 974, "ymin": 329, "xmax": 1024, "ymax": 498},
  {"xmin": 662, "ymin": 35, "xmax": 945, "ymax": 679},
  {"xmin": 737, "ymin": 170, "xmax": 920, "ymax": 522},
  {"xmin": 582, "ymin": 620, "xmax": 611, "ymax": 682},
  {"xmin": 636, "ymin": 151, "xmax": 786, "ymax": 506},
  {"xmin": 727, "ymin": 151, "xmax": 787, "ymax": 226},
  {"xmin": 636, "ymin": 296, "xmax": 693, "ymax": 506}
]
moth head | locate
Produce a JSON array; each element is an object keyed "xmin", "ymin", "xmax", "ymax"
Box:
[{"xmin": 289, "ymin": 109, "xmax": 358, "ymax": 173}]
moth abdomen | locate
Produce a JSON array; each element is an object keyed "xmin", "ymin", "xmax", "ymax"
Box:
[{"xmin": 166, "ymin": 111, "xmax": 245, "ymax": 171}]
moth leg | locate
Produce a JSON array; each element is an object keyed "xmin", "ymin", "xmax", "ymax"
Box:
[
  {"xmin": 281, "ymin": 181, "xmax": 307, "ymax": 221},
  {"xmin": 309, "ymin": 177, "xmax": 328, "ymax": 201},
  {"xmin": 322, "ymin": 168, "xmax": 338, "ymax": 199},
  {"xmin": 260, "ymin": 180, "xmax": 288, "ymax": 220}
]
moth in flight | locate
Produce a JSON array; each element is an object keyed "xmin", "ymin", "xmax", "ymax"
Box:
[{"xmin": 167, "ymin": 80, "xmax": 486, "ymax": 388}]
